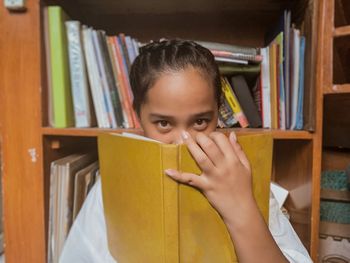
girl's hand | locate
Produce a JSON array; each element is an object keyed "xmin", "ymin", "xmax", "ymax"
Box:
[
  {"xmin": 165, "ymin": 131, "xmax": 256, "ymax": 221},
  {"xmin": 165, "ymin": 131, "xmax": 288, "ymax": 262}
]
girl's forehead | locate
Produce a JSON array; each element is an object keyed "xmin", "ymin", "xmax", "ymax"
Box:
[{"xmin": 146, "ymin": 67, "xmax": 215, "ymax": 104}]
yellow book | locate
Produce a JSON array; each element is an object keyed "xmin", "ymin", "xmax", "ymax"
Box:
[{"xmin": 98, "ymin": 133, "xmax": 273, "ymax": 262}]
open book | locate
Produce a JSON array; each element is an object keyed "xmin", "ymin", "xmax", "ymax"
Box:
[{"xmin": 98, "ymin": 133, "xmax": 273, "ymax": 262}]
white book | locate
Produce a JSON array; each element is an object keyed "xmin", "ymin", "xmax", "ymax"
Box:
[
  {"xmin": 260, "ymin": 47, "xmax": 271, "ymax": 128},
  {"xmin": 290, "ymin": 29, "xmax": 300, "ymax": 130},
  {"xmin": 214, "ymin": 57, "xmax": 248, "ymax": 65},
  {"xmin": 82, "ymin": 27, "xmax": 110, "ymax": 128},
  {"xmin": 92, "ymin": 30, "xmax": 117, "ymax": 128},
  {"xmin": 65, "ymin": 21, "xmax": 92, "ymax": 128}
]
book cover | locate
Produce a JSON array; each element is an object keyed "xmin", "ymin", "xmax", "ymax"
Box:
[
  {"xmin": 47, "ymin": 6, "xmax": 74, "ymax": 128},
  {"xmin": 230, "ymin": 75, "xmax": 262, "ymax": 128},
  {"xmin": 221, "ymin": 77, "xmax": 249, "ymax": 128},
  {"xmin": 98, "ymin": 133, "xmax": 273, "ymax": 262}
]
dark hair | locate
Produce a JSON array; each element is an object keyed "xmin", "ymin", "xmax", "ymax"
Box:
[{"xmin": 129, "ymin": 39, "xmax": 222, "ymax": 115}]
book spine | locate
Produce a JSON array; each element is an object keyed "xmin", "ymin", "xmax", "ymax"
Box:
[
  {"xmin": 92, "ymin": 30, "xmax": 117, "ymax": 128},
  {"xmin": 82, "ymin": 27, "xmax": 109, "ymax": 128},
  {"xmin": 116, "ymin": 37, "xmax": 141, "ymax": 128},
  {"xmin": 112, "ymin": 36, "xmax": 136, "ymax": 128},
  {"xmin": 211, "ymin": 50, "xmax": 263, "ymax": 63},
  {"xmin": 106, "ymin": 37, "xmax": 130, "ymax": 128},
  {"xmin": 290, "ymin": 28, "xmax": 301, "ymax": 130},
  {"xmin": 296, "ymin": 36, "xmax": 306, "ymax": 130},
  {"xmin": 65, "ymin": 21, "xmax": 92, "ymax": 128},
  {"xmin": 221, "ymin": 77, "xmax": 249, "ymax": 128},
  {"xmin": 98, "ymin": 31, "xmax": 125, "ymax": 127},
  {"xmin": 161, "ymin": 145, "xmax": 179, "ymax": 263},
  {"xmin": 269, "ymin": 43, "xmax": 279, "ymax": 129},
  {"xmin": 260, "ymin": 47, "xmax": 271, "ymax": 128},
  {"xmin": 48, "ymin": 6, "xmax": 74, "ymax": 128}
]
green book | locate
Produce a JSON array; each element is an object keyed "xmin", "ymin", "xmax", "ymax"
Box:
[{"xmin": 48, "ymin": 6, "xmax": 74, "ymax": 128}]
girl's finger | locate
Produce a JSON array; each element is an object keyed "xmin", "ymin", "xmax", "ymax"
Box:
[
  {"xmin": 181, "ymin": 131, "xmax": 214, "ymax": 173},
  {"xmin": 164, "ymin": 169, "xmax": 206, "ymax": 190},
  {"xmin": 209, "ymin": 132, "xmax": 238, "ymax": 162},
  {"xmin": 195, "ymin": 132, "xmax": 224, "ymax": 167},
  {"xmin": 229, "ymin": 132, "xmax": 251, "ymax": 171}
]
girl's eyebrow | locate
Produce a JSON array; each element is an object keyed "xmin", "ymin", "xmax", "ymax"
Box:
[{"xmin": 149, "ymin": 111, "xmax": 214, "ymax": 120}]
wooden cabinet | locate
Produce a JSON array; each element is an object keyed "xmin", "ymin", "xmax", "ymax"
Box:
[{"xmin": 0, "ymin": 0, "xmax": 324, "ymax": 262}]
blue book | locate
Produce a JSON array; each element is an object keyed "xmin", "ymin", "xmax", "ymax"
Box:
[{"xmin": 296, "ymin": 36, "xmax": 306, "ymax": 130}]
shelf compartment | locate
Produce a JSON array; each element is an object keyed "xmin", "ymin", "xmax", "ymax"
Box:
[
  {"xmin": 333, "ymin": 35, "xmax": 350, "ymax": 85},
  {"xmin": 335, "ymin": 0, "xmax": 350, "ymax": 27},
  {"xmin": 42, "ymin": 127, "xmax": 314, "ymax": 140},
  {"xmin": 323, "ymin": 94, "xmax": 350, "ymax": 148}
]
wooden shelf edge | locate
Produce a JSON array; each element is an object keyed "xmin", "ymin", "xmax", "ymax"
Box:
[
  {"xmin": 324, "ymin": 84, "xmax": 350, "ymax": 94},
  {"xmin": 321, "ymin": 189, "xmax": 350, "ymax": 202},
  {"xmin": 319, "ymin": 221, "xmax": 350, "ymax": 239},
  {"xmin": 333, "ymin": 25, "xmax": 350, "ymax": 38},
  {"xmin": 42, "ymin": 127, "xmax": 314, "ymax": 139}
]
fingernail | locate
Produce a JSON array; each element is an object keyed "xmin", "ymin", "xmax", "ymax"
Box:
[
  {"xmin": 165, "ymin": 169, "xmax": 177, "ymax": 176},
  {"xmin": 181, "ymin": 130, "xmax": 189, "ymax": 140},
  {"xmin": 230, "ymin": 131, "xmax": 237, "ymax": 142}
]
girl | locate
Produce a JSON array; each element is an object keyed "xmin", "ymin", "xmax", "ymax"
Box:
[{"xmin": 60, "ymin": 39, "xmax": 312, "ymax": 262}]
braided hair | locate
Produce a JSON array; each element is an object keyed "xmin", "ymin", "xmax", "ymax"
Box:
[{"xmin": 129, "ymin": 39, "xmax": 222, "ymax": 115}]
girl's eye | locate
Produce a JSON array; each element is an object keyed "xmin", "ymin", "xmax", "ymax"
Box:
[
  {"xmin": 193, "ymin": 119, "xmax": 209, "ymax": 130},
  {"xmin": 156, "ymin": 120, "xmax": 171, "ymax": 131}
]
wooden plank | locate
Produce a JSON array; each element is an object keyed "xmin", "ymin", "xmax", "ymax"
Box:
[
  {"xmin": 0, "ymin": 1, "xmax": 46, "ymax": 262},
  {"xmin": 325, "ymin": 84, "xmax": 350, "ymax": 94},
  {"xmin": 321, "ymin": 189, "xmax": 350, "ymax": 202},
  {"xmin": 319, "ymin": 221, "xmax": 350, "ymax": 239},
  {"xmin": 333, "ymin": 25, "xmax": 350, "ymax": 37}
]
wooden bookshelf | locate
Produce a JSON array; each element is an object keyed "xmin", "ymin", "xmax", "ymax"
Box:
[
  {"xmin": 0, "ymin": 0, "xmax": 325, "ymax": 262},
  {"xmin": 317, "ymin": 0, "xmax": 350, "ymax": 260}
]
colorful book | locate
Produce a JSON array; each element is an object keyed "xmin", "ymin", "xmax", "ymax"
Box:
[
  {"xmin": 97, "ymin": 30, "xmax": 125, "ymax": 127},
  {"xmin": 221, "ymin": 77, "xmax": 249, "ymax": 128},
  {"xmin": 98, "ymin": 132, "xmax": 273, "ymax": 262},
  {"xmin": 47, "ymin": 6, "xmax": 74, "ymax": 128}
]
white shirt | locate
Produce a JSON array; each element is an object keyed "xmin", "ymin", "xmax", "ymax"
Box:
[{"xmin": 60, "ymin": 179, "xmax": 312, "ymax": 263}]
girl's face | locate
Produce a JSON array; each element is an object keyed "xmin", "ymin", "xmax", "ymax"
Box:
[{"xmin": 139, "ymin": 66, "xmax": 218, "ymax": 144}]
